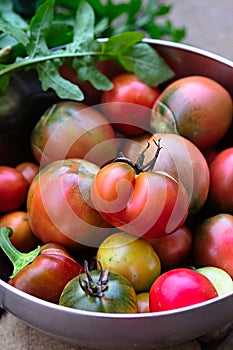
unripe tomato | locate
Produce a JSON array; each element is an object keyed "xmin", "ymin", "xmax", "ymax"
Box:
[
  {"xmin": 59, "ymin": 263, "xmax": 138, "ymax": 313},
  {"xmin": 96, "ymin": 232, "xmax": 161, "ymax": 293}
]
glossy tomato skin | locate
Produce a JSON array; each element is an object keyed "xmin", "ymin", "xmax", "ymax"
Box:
[
  {"xmin": 207, "ymin": 148, "xmax": 233, "ymax": 213},
  {"xmin": 59, "ymin": 270, "xmax": 138, "ymax": 313},
  {"xmin": 9, "ymin": 243, "xmax": 84, "ymax": 303},
  {"xmin": 193, "ymin": 213, "xmax": 233, "ymax": 278},
  {"xmin": 0, "ymin": 211, "xmax": 38, "ymax": 252},
  {"xmin": 149, "ymin": 268, "xmax": 218, "ymax": 312},
  {"xmin": 91, "ymin": 161, "xmax": 189, "ymax": 239},
  {"xmin": 0, "ymin": 166, "xmax": 28, "ymax": 213},
  {"xmin": 27, "ymin": 159, "xmax": 112, "ymax": 251},
  {"xmin": 120, "ymin": 133, "xmax": 210, "ymax": 214},
  {"xmin": 151, "ymin": 75, "xmax": 233, "ymax": 149},
  {"xmin": 96, "ymin": 232, "xmax": 161, "ymax": 293},
  {"xmin": 16, "ymin": 161, "xmax": 40, "ymax": 185},
  {"xmin": 149, "ymin": 225, "xmax": 192, "ymax": 271},
  {"xmin": 101, "ymin": 73, "xmax": 160, "ymax": 136},
  {"xmin": 31, "ymin": 101, "xmax": 117, "ymax": 168}
]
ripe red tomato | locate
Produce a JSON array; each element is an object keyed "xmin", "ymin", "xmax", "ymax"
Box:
[
  {"xmin": 193, "ymin": 213, "xmax": 233, "ymax": 278},
  {"xmin": 0, "ymin": 166, "xmax": 28, "ymax": 213},
  {"xmin": 207, "ymin": 147, "xmax": 233, "ymax": 213},
  {"xmin": 149, "ymin": 225, "xmax": 192, "ymax": 271},
  {"xmin": 101, "ymin": 73, "xmax": 160, "ymax": 136},
  {"xmin": 16, "ymin": 161, "xmax": 39, "ymax": 185},
  {"xmin": 121, "ymin": 133, "xmax": 210, "ymax": 213},
  {"xmin": 27, "ymin": 159, "xmax": 112, "ymax": 251},
  {"xmin": 151, "ymin": 75, "xmax": 233, "ymax": 149},
  {"xmin": 149, "ymin": 268, "xmax": 218, "ymax": 312},
  {"xmin": 91, "ymin": 142, "xmax": 189, "ymax": 239}
]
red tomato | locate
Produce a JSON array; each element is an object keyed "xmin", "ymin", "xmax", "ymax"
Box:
[
  {"xmin": 193, "ymin": 213, "xmax": 233, "ymax": 278},
  {"xmin": 149, "ymin": 268, "xmax": 218, "ymax": 312},
  {"xmin": 101, "ymin": 73, "xmax": 160, "ymax": 136},
  {"xmin": 151, "ymin": 76, "xmax": 233, "ymax": 149},
  {"xmin": 27, "ymin": 158, "xmax": 112, "ymax": 251},
  {"xmin": 149, "ymin": 225, "xmax": 192, "ymax": 271},
  {"xmin": 0, "ymin": 166, "xmax": 28, "ymax": 213},
  {"xmin": 16, "ymin": 162, "xmax": 39, "ymax": 186},
  {"xmin": 91, "ymin": 142, "xmax": 189, "ymax": 239},
  {"xmin": 207, "ymin": 148, "xmax": 233, "ymax": 213},
  {"xmin": 121, "ymin": 133, "xmax": 210, "ymax": 213}
]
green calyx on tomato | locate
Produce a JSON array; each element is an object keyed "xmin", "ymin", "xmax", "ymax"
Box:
[
  {"xmin": 0, "ymin": 226, "xmax": 40, "ymax": 278},
  {"xmin": 79, "ymin": 260, "xmax": 109, "ymax": 297}
]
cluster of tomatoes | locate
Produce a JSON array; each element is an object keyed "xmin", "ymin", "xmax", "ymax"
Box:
[{"xmin": 0, "ymin": 70, "xmax": 233, "ymax": 314}]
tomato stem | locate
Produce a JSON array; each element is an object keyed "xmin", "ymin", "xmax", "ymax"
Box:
[
  {"xmin": 112, "ymin": 138, "xmax": 162, "ymax": 174},
  {"xmin": 79, "ymin": 260, "xmax": 109, "ymax": 297},
  {"xmin": 0, "ymin": 226, "xmax": 41, "ymax": 279}
]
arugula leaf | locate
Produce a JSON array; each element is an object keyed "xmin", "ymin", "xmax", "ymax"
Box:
[
  {"xmin": 26, "ymin": 0, "xmax": 55, "ymax": 57},
  {"xmin": 0, "ymin": 0, "xmax": 175, "ymax": 101},
  {"xmin": 37, "ymin": 60, "xmax": 84, "ymax": 100},
  {"xmin": 0, "ymin": 21, "xmax": 29, "ymax": 46}
]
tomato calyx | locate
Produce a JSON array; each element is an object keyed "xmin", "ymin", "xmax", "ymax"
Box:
[
  {"xmin": 79, "ymin": 260, "xmax": 109, "ymax": 297},
  {"xmin": 0, "ymin": 226, "xmax": 41, "ymax": 278},
  {"xmin": 112, "ymin": 138, "xmax": 162, "ymax": 174}
]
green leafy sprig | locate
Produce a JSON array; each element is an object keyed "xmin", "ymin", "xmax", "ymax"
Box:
[{"xmin": 0, "ymin": 0, "xmax": 174, "ymax": 101}]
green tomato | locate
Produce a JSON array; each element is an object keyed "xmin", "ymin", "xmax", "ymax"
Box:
[
  {"xmin": 59, "ymin": 262, "xmax": 138, "ymax": 313},
  {"xmin": 96, "ymin": 231, "xmax": 161, "ymax": 293},
  {"xmin": 196, "ymin": 266, "xmax": 233, "ymax": 296}
]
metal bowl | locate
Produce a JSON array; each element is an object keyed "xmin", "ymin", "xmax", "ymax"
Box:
[{"xmin": 0, "ymin": 39, "xmax": 233, "ymax": 350}]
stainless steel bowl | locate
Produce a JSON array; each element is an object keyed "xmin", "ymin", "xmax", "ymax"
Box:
[{"xmin": 0, "ymin": 39, "xmax": 233, "ymax": 350}]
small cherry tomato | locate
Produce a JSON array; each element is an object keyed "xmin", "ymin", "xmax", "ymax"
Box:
[
  {"xmin": 96, "ymin": 231, "xmax": 161, "ymax": 293},
  {"xmin": 91, "ymin": 140, "xmax": 189, "ymax": 239},
  {"xmin": 0, "ymin": 211, "xmax": 38, "ymax": 252},
  {"xmin": 0, "ymin": 166, "xmax": 28, "ymax": 213},
  {"xmin": 16, "ymin": 161, "xmax": 40, "ymax": 185},
  {"xmin": 149, "ymin": 268, "xmax": 218, "ymax": 312},
  {"xmin": 136, "ymin": 292, "xmax": 150, "ymax": 313},
  {"xmin": 101, "ymin": 73, "xmax": 160, "ymax": 136}
]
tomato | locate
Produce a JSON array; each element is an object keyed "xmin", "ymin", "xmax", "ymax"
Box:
[
  {"xmin": 121, "ymin": 133, "xmax": 210, "ymax": 213},
  {"xmin": 0, "ymin": 166, "xmax": 28, "ymax": 213},
  {"xmin": 149, "ymin": 225, "xmax": 192, "ymax": 271},
  {"xmin": 0, "ymin": 226, "xmax": 84, "ymax": 304},
  {"xmin": 101, "ymin": 73, "xmax": 160, "ymax": 136},
  {"xmin": 96, "ymin": 232, "xmax": 161, "ymax": 293},
  {"xmin": 91, "ymin": 141, "xmax": 189, "ymax": 239},
  {"xmin": 27, "ymin": 158, "xmax": 112, "ymax": 251},
  {"xmin": 16, "ymin": 161, "xmax": 40, "ymax": 185},
  {"xmin": 149, "ymin": 268, "xmax": 218, "ymax": 312},
  {"xmin": 0, "ymin": 211, "xmax": 38, "ymax": 252},
  {"xmin": 30, "ymin": 101, "xmax": 117, "ymax": 168},
  {"xmin": 196, "ymin": 266, "xmax": 233, "ymax": 297},
  {"xmin": 151, "ymin": 75, "xmax": 233, "ymax": 149},
  {"xmin": 207, "ymin": 147, "xmax": 233, "ymax": 213},
  {"xmin": 193, "ymin": 213, "xmax": 233, "ymax": 278},
  {"xmin": 136, "ymin": 292, "xmax": 150, "ymax": 313},
  {"xmin": 59, "ymin": 261, "xmax": 138, "ymax": 313}
]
